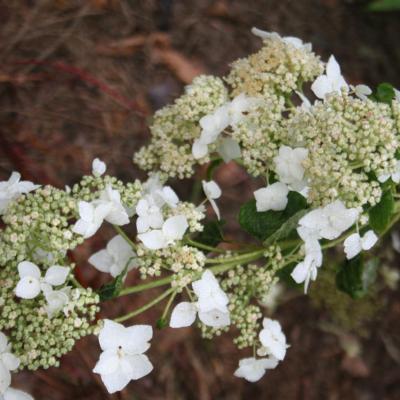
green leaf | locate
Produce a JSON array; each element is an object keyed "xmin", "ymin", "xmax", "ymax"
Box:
[
  {"xmin": 368, "ymin": 190, "xmax": 394, "ymax": 233},
  {"xmin": 371, "ymin": 83, "xmax": 395, "ymax": 104},
  {"xmin": 98, "ymin": 267, "xmax": 127, "ymax": 301},
  {"xmin": 195, "ymin": 219, "xmax": 225, "ymax": 247},
  {"xmin": 368, "ymin": 0, "xmax": 400, "ymax": 11},
  {"xmin": 336, "ymin": 256, "xmax": 379, "ymax": 299},
  {"xmin": 238, "ymin": 191, "xmax": 307, "ymax": 241}
]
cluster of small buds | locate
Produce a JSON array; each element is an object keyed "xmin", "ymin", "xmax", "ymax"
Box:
[
  {"xmin": 136, "ymin": 244, "xmax": 205, "ymax": 284},
  {"xmin": 225, "ymin": 36, "xmax": 323, "ymax": 100},
  {"xmin": 287, "ymin": 92, "xmax": 398, "ymax": 207},
  {"xmin": 0, "ymin": 262, "xmax": 99, "ymax": 370},
  {"xmin": 165, "ymin": 202, "xmax": 205, "ymax": 233},
  {"xmin": 231, "ymin": 97, "xmax": 286, "ymax": 176},
  {"xmin": 71, "ymin": 174, "xmax": 142, "ymax": 211},
  {"xmin": 134, "ymin": 75, "xmax": 228, "ymax": 179},
  {"xmin": 0, "ymin": 186, "xmax": 82, "ymax": 266}
]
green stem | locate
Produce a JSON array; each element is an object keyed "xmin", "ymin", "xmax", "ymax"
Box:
[
  {"xmin": 186, "ymin": 239, "xmax": 226, "ymax": 253},
  {"xmin": 113, "ymin": 225, "xmax": 138, "ymax": 251},
  {"xmin": 115, "ymin": 288, "xmax": 174, "ymax": 323},
  {"xmin": 71, "ymin": 277, "xmax": 83, "ymax": 289},
  {"xmin": 161, "ymin": 290, "xmax": 177, "ymax": 320},
  {"xmin": 205, "ymin": 249, "xmax": 265, "ymax": 264}
]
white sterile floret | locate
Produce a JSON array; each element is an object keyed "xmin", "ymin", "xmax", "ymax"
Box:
[
  {"xmin": 136, "ymin": 197, "xmax": 164, "ymax": 233},
  {"xmin": 274, "ymin": 146, "xmax": 308, "ymax": 191},
  {"xmin": 299, "ymin": 200, "xmax": 359, "ymax": 240},
  {"xmin": 259, "ymin": 318, "xmax": 288, "ymax": 361},
  {"xmin": 1, "ymin": 387, "xmax": 34, "ymax": 400},
  {"xmin": 73, "ymin": 201, "xmax": 112, "ymax": 238},
  {"xmin": 0, "ymin": 332, "xmax": 20, "ymax": 394},
  {"xmin": 254, "ymin": 182, "xmax": 289, "ymax": 212},
  {"xmin": 44, "ymin": 287, "xmax": 71, "ymax": 318},
  {"xmin": 352, "ymin": 84, "xmax": 372, "ymax": 101},
  {"xmin": 202, "ymin": 180, "xmax": 222, "ymax": 219},
  {"xmin": 170, "ymin": 270, "xmax": 230, "ymax": 328},
  {"xmin": 0, "ymin": 172, "xmax": 40, "ymax": 215},
  {"xmin": 344, "ymin": 230, "xmax": 378, "ymax": 260},
  {"xmin": 192, "ymin": 94, "xmax": 257, "ymax": 160},
  {"xmin": 137, "ymin": 215, "xmax": 188, "ymax": 250},
  {"xmin": 93, "ymin": 320, "xmax": 153, "ymax": 394},
  {"xmin": 395, "ymin": 88, "xmax": 400, "ymax": 102},
  {"xmin": 92, "ymin": 158, "xmax": 106, "ymax": 177},
  {"xmin": 296, "ymin": 91, "xmax": 312, "ymax": 111},
  {"xmin": 291, "ymin": 237, "xmax": 322, "ymax": 293},
  {"xmin": 15, "ymin": 261, "xmax": 69, "ymax": 300},
  {"xmin": 98, "ymin": 186, "xmax": 130, "ymax": 226},
  {"xmin": 378, "ymin": 160, "xmax": 400, "ymax": 184},
  {"xmin": 89, "ymin": 235, "xmax": 137, "ymax": 277},
  {"xmin": 311, "ymin": 55, "xmax": 348, "ymax": 99},
  {"xmin": 251, "ymin": 27, "xmax": 312, "ymax": 50},
  {"xmin": 234, "ymin": 356, "xmax": 279, "ymax": 382}
]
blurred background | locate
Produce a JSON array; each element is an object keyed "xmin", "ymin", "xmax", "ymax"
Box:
[{"xmin": 0, "ymin": 1, "xmax": 400, "ymax": 399}]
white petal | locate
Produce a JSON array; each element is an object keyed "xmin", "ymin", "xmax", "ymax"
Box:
[
  {"xmin": 0, "ymin": 333, "xmax": 8, "ymax": 353},
  {"xmin": 361, "ymin": 230, "xmax": 378, "ymax": 251},
  {"xmin": 44, "ymin": 266, "xmax": 69, "ymax": 286},
  {"xmin": 93, "ymin": 349, "xmax": 120, "ymax": 375},
  {"xmin": 202, "ymin": 180, "xmax": 221, "ymax": 200},
  {"xmin": 198, "ymin": 309, "xmax": 230, "ymax": 327},
  {"xmin": 77, "ymin": 201, "xmax": 94, "ymax": 222},
  {"xmin": 89, "ymin": 249, "xmax": 114, "ymax": 274},
  {"xmin": 123, "ymin": 325, "xmax": 153, "ymax": 354},
  {"xmin": 3, "ymin": 387, "xmax": 34, "ymax": 400},
  {"xmin": 291, "ymin": 262, "xmax": 308, "ymax": 284},
  {"xmin": 162, "ymin": 215, "xmax": 188, "ymax": 241},
  {"xmin": 209, "ymin": 199, "xmax": 220, "ymax": 220},
  {"xmin": 217, "ymin": 137, "xmax": 241, "ymax": 163},
  {"xmin": 192, "ymin": 139, "xmax": 208, "ymax": 159},
  {"xmin": 126, "ymin": 354, "xmax": 153, "ymax": 380},
  {"xmin": 98, "ymin": 320, "xmax": 126, "ymax": 351},
  {"xmin": 137, "ymin": 230, "xmax": 167, "ymax": 250},
  {"xmin": 234, "ymin": 357, "xmax": 276, "ymax": 382},
  {"xmin": 100, "ymin": 367, "xmax": 132, "ymax": 394},
  {"xmin": 15, "ymin": 277, "xmax": 41, "ymax": 299},
  {"xmin": 326, "ymin": 55, "xmax": 341, "ymax": 80},
  {"xmin": 1, "ymin": 353, "xmax": 19, "ymax": 371},
  {"xmin": 311, "ymin": 75, "xmax": 331, "ymax": 99},
  {"xmin": 0, "ymin": 362, "xmax": 11, "ymax": 395},
  {"xmin": 170, "ymin": 302, "xmax": 197, "ymax": 328},
  {"xmin": 254, "ymin": 182, "xmax": 289, "ymax": 212},
  {"xmin": 17, "ymin": 262, "xmax": 41, "ymax": 279},
  {"xmin": 92, "ymin": 158, "xmax": 106, "ymax": 177},
  {"xmin": 161, "ymin": 187, "xmax": 179, "ymax": 208}
]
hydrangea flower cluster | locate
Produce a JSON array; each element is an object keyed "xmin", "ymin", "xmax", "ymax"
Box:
[{"xmin": 1, "ymin": 27, "xmax": 400, "ymax": 397}]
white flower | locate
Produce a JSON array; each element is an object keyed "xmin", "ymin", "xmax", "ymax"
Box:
[
  {"xmin": 344, "ymin": 230, "xmax": 378, "ymax": 260},
  {"xmin": 274, "ymin": 146, "xmax": 308, "ymax": 191},
  {"xmin": 72, "ymin": 201, "xmax": 112, "ymax": 239},
  {"xmin": 395, "ymin": 88, "xmax": 400, "ymax": 102},
  {"xmin": 251, "ymin": 27, "xmax": 312, "ymax": 50},
  {"xmin": 15, "ymin": 261, "xmax": 69, "ymax": 300},
  {"xmin": 259, "ymin": 318, "xmax": 288, "ymax": 361},
  {"xmin": 311, "ymin": 55, "xmax": 348, "ymax": 99},
  {"xmin": 0, "ymin": 172, "xmax": 39, "ymax": 215},
  {"xmin": 378, "ymin": 160, "xmax": 400, "ymax": 183},
  {"xmin": 291, "ymin": 237, "xmax": 322, "ymax": 293},
  {"xmin": 1, "ymin": 387, "xmax": 34, "ymax": 400},
  {"xmin": 92, "ymin": 158, "xmax": 106, "ymax": 177},
  {"xmin": 299, "ymin": 200, "xmax": 359, "ymax": 240},
  {"xmin": 254, "ymin": 182, "xmax": 289, "ymax": 212},
  {"xmin": 352, "ymin": 84, "xmax": 372, "ymax": 101},
  {"xmin": 137, "ymin": 215, "xmax": 188, "ymax": 250},
  {"xmin": 192, "ymin": 94, "xmax": 257, "ymax": 160},
  {"xmin": 217, "ymin": 137, "xmax": 242, "ymax": 163},
  {"xmin": 44, "ymin": 287, "xmax": 71, "ymax": 318},
  {"xmin": 135, "ymin": 198, "xmax": 164, "ymax": 233},
  {"xmin": 93, "ymin": 320, "xmax": 153, "ymax": 394},
  {"xmin": 89, "ymin": 235, "xmax": 137, "ymax": 277},
  {"xmin": 0, "ymin": 332, "xmax": 20, "ymax": 394},
  {"xmin": 170, "ymin": 270, "xmax": 230, "ymax": 328},
  {"xmin": 202, "ymin": 180, "xmax": 222, "ymax": 219},
  {"xmin": 98, "ymin": 186, "xmax": 130, "ymax": 226},
  {"xmin": 234, "ymin": 356, "xmax": 279, "ymax": 382}
]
